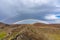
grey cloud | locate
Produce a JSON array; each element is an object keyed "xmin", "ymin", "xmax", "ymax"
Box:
[{"xmin": 0, "ymin": 0, "xmax": 60, "ymax": 24}]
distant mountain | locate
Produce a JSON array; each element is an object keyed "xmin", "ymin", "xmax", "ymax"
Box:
[
  {"xmin": 0, "ymin": 22, "xmax": 9, "ymax": 28},
  {"xmin": 0, "ymin": 22, "xmax": 5, "ymax": 25}
]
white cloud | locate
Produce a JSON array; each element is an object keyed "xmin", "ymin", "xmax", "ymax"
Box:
[
  {"xmin": 45, "ymin": 14, "xmax": 60, "ymax": 24},
  {"xmin": 45, "ymin": 14, "xmax": 58, "ymax": 20}
]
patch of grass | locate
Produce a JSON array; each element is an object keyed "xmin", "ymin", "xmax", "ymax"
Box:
[
  {"xmin": 0, "ymin": 32, "xmax": 7, "ymax": 39},
  {"xmin": 48, "ymin": 34, "xmax": 60, "ymax": 40}
]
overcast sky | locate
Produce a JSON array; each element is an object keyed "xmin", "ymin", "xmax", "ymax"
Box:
[{"xmin": 0, "ymin": 0, "xmax": 60, "ymax": 24}]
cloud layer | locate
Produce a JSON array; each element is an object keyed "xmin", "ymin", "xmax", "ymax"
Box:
[{"xmin": 0, "ymin": 0, "xmax": 60, "ymax": 24}]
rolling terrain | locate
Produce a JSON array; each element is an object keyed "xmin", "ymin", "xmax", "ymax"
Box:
[{"xmin": 0, "ymin": 22, "xmax": 60, "ymax": 40}]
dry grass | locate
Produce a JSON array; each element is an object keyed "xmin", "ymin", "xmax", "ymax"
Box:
[{"xmin": 0, "ymin": 23, "xmax": 60, "ymax": 40}]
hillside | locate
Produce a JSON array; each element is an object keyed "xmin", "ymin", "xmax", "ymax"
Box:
[{"xmin": 0, "ymin": 23, "xmax": 60, "ymax": 40}]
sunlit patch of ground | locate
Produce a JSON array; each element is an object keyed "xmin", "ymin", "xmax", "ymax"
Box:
[{"xmin": 0, "ymin": 31, "xmax": 7, "ymax": 40}]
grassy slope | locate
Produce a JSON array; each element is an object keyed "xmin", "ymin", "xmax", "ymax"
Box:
[{"xmin": 0, "ymin": 24, "xmax": 60, "ymax": 40}]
